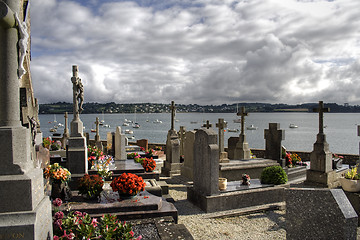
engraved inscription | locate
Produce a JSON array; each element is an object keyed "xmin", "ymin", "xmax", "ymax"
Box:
[{"xmin": 0, "ymin": 232, "xmax": 25, "ymax": 239}]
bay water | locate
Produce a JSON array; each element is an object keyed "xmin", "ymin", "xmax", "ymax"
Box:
[{"xmin": 39, "ymin": 112, "xmax": 360, "ymax": 155}]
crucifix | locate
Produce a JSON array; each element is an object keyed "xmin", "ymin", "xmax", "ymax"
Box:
[
  {"xmin": 71, "ymin": 65, "xmax": 84, "ymax": 119},
  {"xmin": 313, "ymin": 101, "xmax": 329, "ymax": 134},
  {"xmin": 202, "ymin": 120, "xmax": 212, "ymax": 129},
  {"xmin": 237, "ymin": 106, "xmax": 248, "ymax": 135},
  {"xmin": 170, "ymin": 101, "xmax": 176, "ymax": 131}
]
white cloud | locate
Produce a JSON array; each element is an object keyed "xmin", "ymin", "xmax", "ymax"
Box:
[{"xmin": 30, "ymin": 0, "xmax": 360, "ymax": 105}]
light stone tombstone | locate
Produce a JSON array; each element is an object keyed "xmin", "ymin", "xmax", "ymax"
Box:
[
  {"xmin": 193, "ymin": 128, "xmax": 219, "ymax": 196},
  {"xmin": 179, "ymin": 126, "xmax": 186, "ymax": 156},
  {"xmin": 0, "ymin": 1, "xmax": 53, "ymax": 238},
  {"xmin": 216, "ymin": 118, "xmax": 229, "ymax": 163},
  {"xmin": 115, "ymin": 126, "xmax": 126, "ymax": 160},
  {"xmin": 162, "ymin": 101, "xmax": 181, "ymax": 177},
  {"xmin": 67, "ymin": 65, "xmax": 88, "ymax": 175},
  {"xmin": 234, "ymin": 107, "xmax": 251, "ymax": 159},
  {"xmin": 305, "ymin": 101, "xmax": 337, "ymax": 187},
  {"xmin": 264, "ymin": 123, "xmax": 285, "ymax": 166},
  {"xmin": 181, "ymin": 130, "xmax": 196, "ymax": 180}
]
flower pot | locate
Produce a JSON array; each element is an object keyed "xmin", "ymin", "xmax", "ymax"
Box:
[
  {"xmin": 218, "ymin": 178, "xmax": 227, "ymax": 191},
  {"xmin": 119, "ymin": 192, "xmax": 138, "ymax": 200},
  {"xmin": 340, "ymin": 177, "xmax": 360, "ymax": 192},
  {"xmin": 51, "ymin": 182, "xmax": 65, "ymax": 200}
]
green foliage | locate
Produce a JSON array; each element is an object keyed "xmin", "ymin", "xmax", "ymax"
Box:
[{"xmin": 260, "ymin": 166, "xmax": 288, "ymax": 185}]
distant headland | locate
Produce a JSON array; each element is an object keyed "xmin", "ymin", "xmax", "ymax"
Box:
[{"xmin": 39, "ymin": 102, "xmax": 360, "ymax": 114}]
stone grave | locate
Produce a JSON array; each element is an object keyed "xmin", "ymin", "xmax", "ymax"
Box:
[
  {"xmin": 286, "ymin": 188, "xmax": 358, "ymax": 239},
  {"xmin": 181, "ymin": 130, "xmax": 196, "ymax": 181},
  {"xmin": 305, "ymin": 101, "xmax": 347, "ymax": 188},
  {"xmin": 264, "ymin": 123, "xmax": 285, "ymax": 167},
  {"xmin": 216, "ymin": 118, "xmax": 229, "ymax": 163},
  {"xmin": 94, "ymin": 117, "xmax": 102, "ymax": 150},
  {"xmin": 161, "ymin": 101, "xmax": 181, "ymax": 177},
  {"xmin": 67, "ymin": 65, "xmax": 88, "ymax": 175},
  {"xmin": 114, "ymin": 126, "xmax": 126, "ymax": 160},
  {"xmin": 234, "ymin": 107, "xmax": 251, "ymax": 159},
  {"xmin": 179, "ymin": 126, "xmax": 186, "ymax": 157},
  {"xmin": 106, "ymin": 131, "xmax": 115, "ymax": 155},
  {"xmin": 136, "ymin": 139, "xmax": 148, "ymax": 152},
  {"xmin": 187, "ymin": 129, "xmax": 284, "ymax": 212},
  {"xmin": 0, "ymin": 1, "xmax": 53, "ymax": 238}
]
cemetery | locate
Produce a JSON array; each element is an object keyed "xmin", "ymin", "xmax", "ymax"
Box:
[{"xmin": 1, "ymin": 0, "xmax": 360, "ymax": 239}]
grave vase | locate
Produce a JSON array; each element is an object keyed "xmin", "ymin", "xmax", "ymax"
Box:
[
  {"xmin": 218, "ymin": 178, "xmax": 227, "ymax": 191},
  {"xmin": 119, "ymin": 192, "xmax": 138, "ymax": 200},
  {"xmin": 51, "ymin": 181, "xmax": 65, "ymax": 200},
  {"xmin": 340, "ymin": 178, "xmax": 360, "ymax": 192}
]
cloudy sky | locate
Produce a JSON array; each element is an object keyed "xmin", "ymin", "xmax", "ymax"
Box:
[{"xmin": 30, "ymin": 0, "xmax": 360, "ymax": 105}]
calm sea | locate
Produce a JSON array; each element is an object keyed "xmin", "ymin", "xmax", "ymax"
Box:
[{"xmin": 39, "ymin": 112, "xmax": 360, "ymax": 155}]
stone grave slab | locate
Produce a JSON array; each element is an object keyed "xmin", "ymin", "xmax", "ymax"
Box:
[
  {"xmin": 286, "ymin": 188, "xmax": 358, "ymax": 240},
  {"xmin": 60, "ymin": 189, "xmax": 178, "ymax": 223},
  {"xmin": 219, "ymin": 159, "xmax": 279, "ymax": 181},
  {"xmin": 220, "ymin": 179, "xmax": 274, "ymax": 193},
  {"xmin": 126, "ymin": 145, "xmax": 142, "ymax": 152}
]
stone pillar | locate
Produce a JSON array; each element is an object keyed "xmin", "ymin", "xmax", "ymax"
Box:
[
  {"xmin": 67, "ymin": 66, "xmax": 87, "ymax": 175},
  {"xmin": 181, "ymin": 130, "xmax": 195, "ymax": 180},
  {"xmin": 94, "ymin": 117, "xmax": 102, "ymax": 149},
  {"xmin": 179, "ymin": 126, "xmax": 186, "ymax": 156},
  {"xmin": 216, "ymin": 118, "xmax": 229, "ymax": 163},
  {"xmin": 234, "ymin": 107, "xmax": 250, "ymax": 159},
  {"xmin": 264, "ymin": 123, "xmax": 285, "ymax": 166},
  {"xmin": 61, "ymin": 112, "xmax": 70, "ymax": 147},
  {"xmin": 305, "ymin": 101, "xmax": 337, "ymax": 188},
  {"xmin": 0, "ymin": 1, "xmax": 53, "ymax": 238},
  {"xmin": 193, "ymin": 128, "xmax": 219, "ymax": 196},
  {"xmin": 115, "ymin": 126, "xmax": 126, "ymax": 160}
]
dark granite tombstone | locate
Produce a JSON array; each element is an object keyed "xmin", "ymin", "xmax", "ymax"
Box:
[
  {"xmin": 286, "ymin": 188, "xmax": 358, "ymax": 240},
  {"xmin": 264, "ymin": 123, "xmax": 285, "ymax": 167}
]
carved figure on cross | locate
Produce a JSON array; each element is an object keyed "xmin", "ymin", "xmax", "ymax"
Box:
[
  {"xmin": 313, "ymin": 101, "xmax": 329, "ymax": 134},
  {"xmin": 237, "ymin": 106, "xmax": 248, "ymax": 135},
  {"xmin": 170, "ymin": 101, "xmax": 176, "ymax": 130}
]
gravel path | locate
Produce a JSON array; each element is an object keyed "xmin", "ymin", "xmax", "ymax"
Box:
[{"xmin": 166, "ymin": 179, "xmax": 286, "ymax": 240}]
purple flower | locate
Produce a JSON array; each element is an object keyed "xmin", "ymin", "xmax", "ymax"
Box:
[
  {"xmin": 54, "ymin": 219, "xmax": 62, "ymax": 229},
  {"xmin": 53, "ymin": 198, "xmax": 63, "ymax": 207},
  {"xmin": 74, "ymin": 211, "xmax": 83, "ymax": 217},
  {"xmin": 54, "ymin": 211, "xmax": 64, "ymax": 220}
]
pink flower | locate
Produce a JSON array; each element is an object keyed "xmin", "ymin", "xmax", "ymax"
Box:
[
  {"xmin": 91, "ymin": 218, "xmax": 98, "ymax": 227},
  {"xmin": 53, "ymin": 236, "xmax": 60, "ymax": 240},
  {"xmin": 130, "ymin": 230, "xmax": 134, "ymax": 236},
  {"xmin": 54, "ymin": 211, "xmax": 64, "ymax": 219},
  {"xmin": 54, "ymin": 219, "xmax": 62, "ymax": 229},
  {"xmin": 53, "ymin": 198, "xmax": 62, "ymax": 207}
]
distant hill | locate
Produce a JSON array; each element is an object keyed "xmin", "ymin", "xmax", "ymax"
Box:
[{"xmin": 38, "ymin": 102, "xmax": 360, "ymax": 114}]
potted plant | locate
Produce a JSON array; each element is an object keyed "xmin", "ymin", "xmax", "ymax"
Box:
[
  {"xmin": 110, "ymin": 173, "xmax": 146, "ymax": 200},
  {"xmin": 142, "ymin": 157, "xmax": 156, "ymax": 172},
  {"xmin": 93, "ymin": 155, "xmax": 114, "ymax": 180},
  {"xmin": 78, "ymin": 174, "xmax": 104, "ymax": 200},
  {"xmin": 43, "ymin": 163, "xmax": 71, "ymax": 200},
  {"xmin": 241, "ymin": 174, "xmax": 251, "ymax": 186},
  {"xmin": 340, "ymin": 165, "xmax": 360, "ymax": 192}
]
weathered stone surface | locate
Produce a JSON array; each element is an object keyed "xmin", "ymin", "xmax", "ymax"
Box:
[
  {"xmin": 264, "ymin": 123, "xmax": 284, "ymax": 164},
  {"xmin": 115, "ymin": 126, "xmax": 126, "ymax": 160},
  {"xmin": 286, "ymin": 188, "xmax": 358, "ymax": 240},
  {"xmin": 181, "ymin": 131, "xmax": 195, "ymax": 180}
]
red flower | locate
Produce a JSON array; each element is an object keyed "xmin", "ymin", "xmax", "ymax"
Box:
[
  {"xmin": 110, "ymin": 173, "xmax": 146, "ymax": 196},
  {"xmin": 142, "ymin": 158, "xmax": 156, "ymax": 172}
]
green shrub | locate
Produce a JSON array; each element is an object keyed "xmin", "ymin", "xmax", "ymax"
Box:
[{"xmin": 260, "ymin": 166, "xmax": 288, "ymax": 185}]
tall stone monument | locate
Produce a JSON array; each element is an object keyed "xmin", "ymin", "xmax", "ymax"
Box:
[
  {"xmin": 162, "ymin": 101, "xmax": 181, "ymax": 177},
  {"xmin": 234, "ymin": 107, "xmax": 251, "ymax": 159},
  {"xmin": 115, "ymin": 126, "xmax": 126, "ymax": 160},
  {"xmin": 264, "ymin": 123, "xmax": 285, "ymax": 166},
  {"xmin": 181, "ymin": 130, "xmax": 196, "ymax": 180},
  {"xmin": 305, "ymin": 101, "xmax": 337, "ymax": 187},
  {"xmin": 67, "ymin": 65, "xmax": 88, "ymax": 175},
  {"xmin": 61, "ymin": 111, "xmax": 70, "ymax": 147},
  {"xmin": 0, "ymin": 1, "xmax": 53, "ymax": 238},
  {"xmin": 94, "ymin": 117, "xmax": 102, "ymax": 149},
  {"xmin": 216, "ymin": 118, "xmax": 229, "ymax": 163},
  {"xmin": 179, "ymin": 126, "xmax": 186, "ymax": 157}
]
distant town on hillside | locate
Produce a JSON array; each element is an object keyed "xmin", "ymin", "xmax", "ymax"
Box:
[{"xmin": 39, "ymin": 102, "xmax": 360, "ymax": 114}]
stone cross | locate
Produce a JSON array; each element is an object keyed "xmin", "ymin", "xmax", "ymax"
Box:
[
  {"xmin": 264, "ymin": 123, "xmax": 285, "ymax": 165},
  {"xmin": 95, "ymin": 117, "xmax": 100, "ymax": 142},
  {"xmin": 216, "ymin": 118, "xmax": 227, "ymax": 153},
  {"xmin": 170, "ymin": 100, "xmax": 176, "ymax": 131},
  {"xmin": 237, "ymin": 106, "xmax": 248, "ymax": 135},
  {"xmin": 202, "ymin": 120, "xmax": 212, "ymax": 129},
  {"xmin": 313, "ymin": 101, "xmax": 329, "ymax": 134},
  {"xmin": 216, "ymin": 118, "xmax": 229, "ymax": 162},
  {"xmin": 71, "ymin": 65, "xmax": 84, "ymax": 119},
  {"xmin": 179, "ymin": 126, "xmax": 186, "ymax": 156}
]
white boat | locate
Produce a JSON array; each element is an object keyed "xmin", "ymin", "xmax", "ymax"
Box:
[
  {"xmin": 49, "ymin": 128, "xmax": 56, "ymax": 132},
  {"xmin": 289, "ymin": 124, "xmax": 298, "ymax": 128},
  {"xmin": 153, "ymin": 119, "xmax": 162, "ymax": 124},
  {"xmin": 190, "ymin": 121, "xmax": 198, "ymax": 124},
  {"xmin": 57, "ymin": 123, "xmax": 64, "ymax": 127},
  {"xmin": 227, "ymin": 128, "xmax": 239, "ymax": 132},
  {"xmin": 133, "ymin": 123, "xmax": 140, "ymax": 128},
  {"xmin": 122, "ymin": 122, "xmax": 129, "ymax": 126},
  {"xmin": 246, "ymin": 124, "xmax": 258, "ymax": 130},
  {"xmin": 125, "ymin": 129, "xmax": 134, "ymax": 134},
  {"xmin": 233, "ymin": 119, "xmax": 241, "ymax": 123},
  {"xmin": 103, "ymin": 124, "xmax": 110, "ymax": 128}
]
